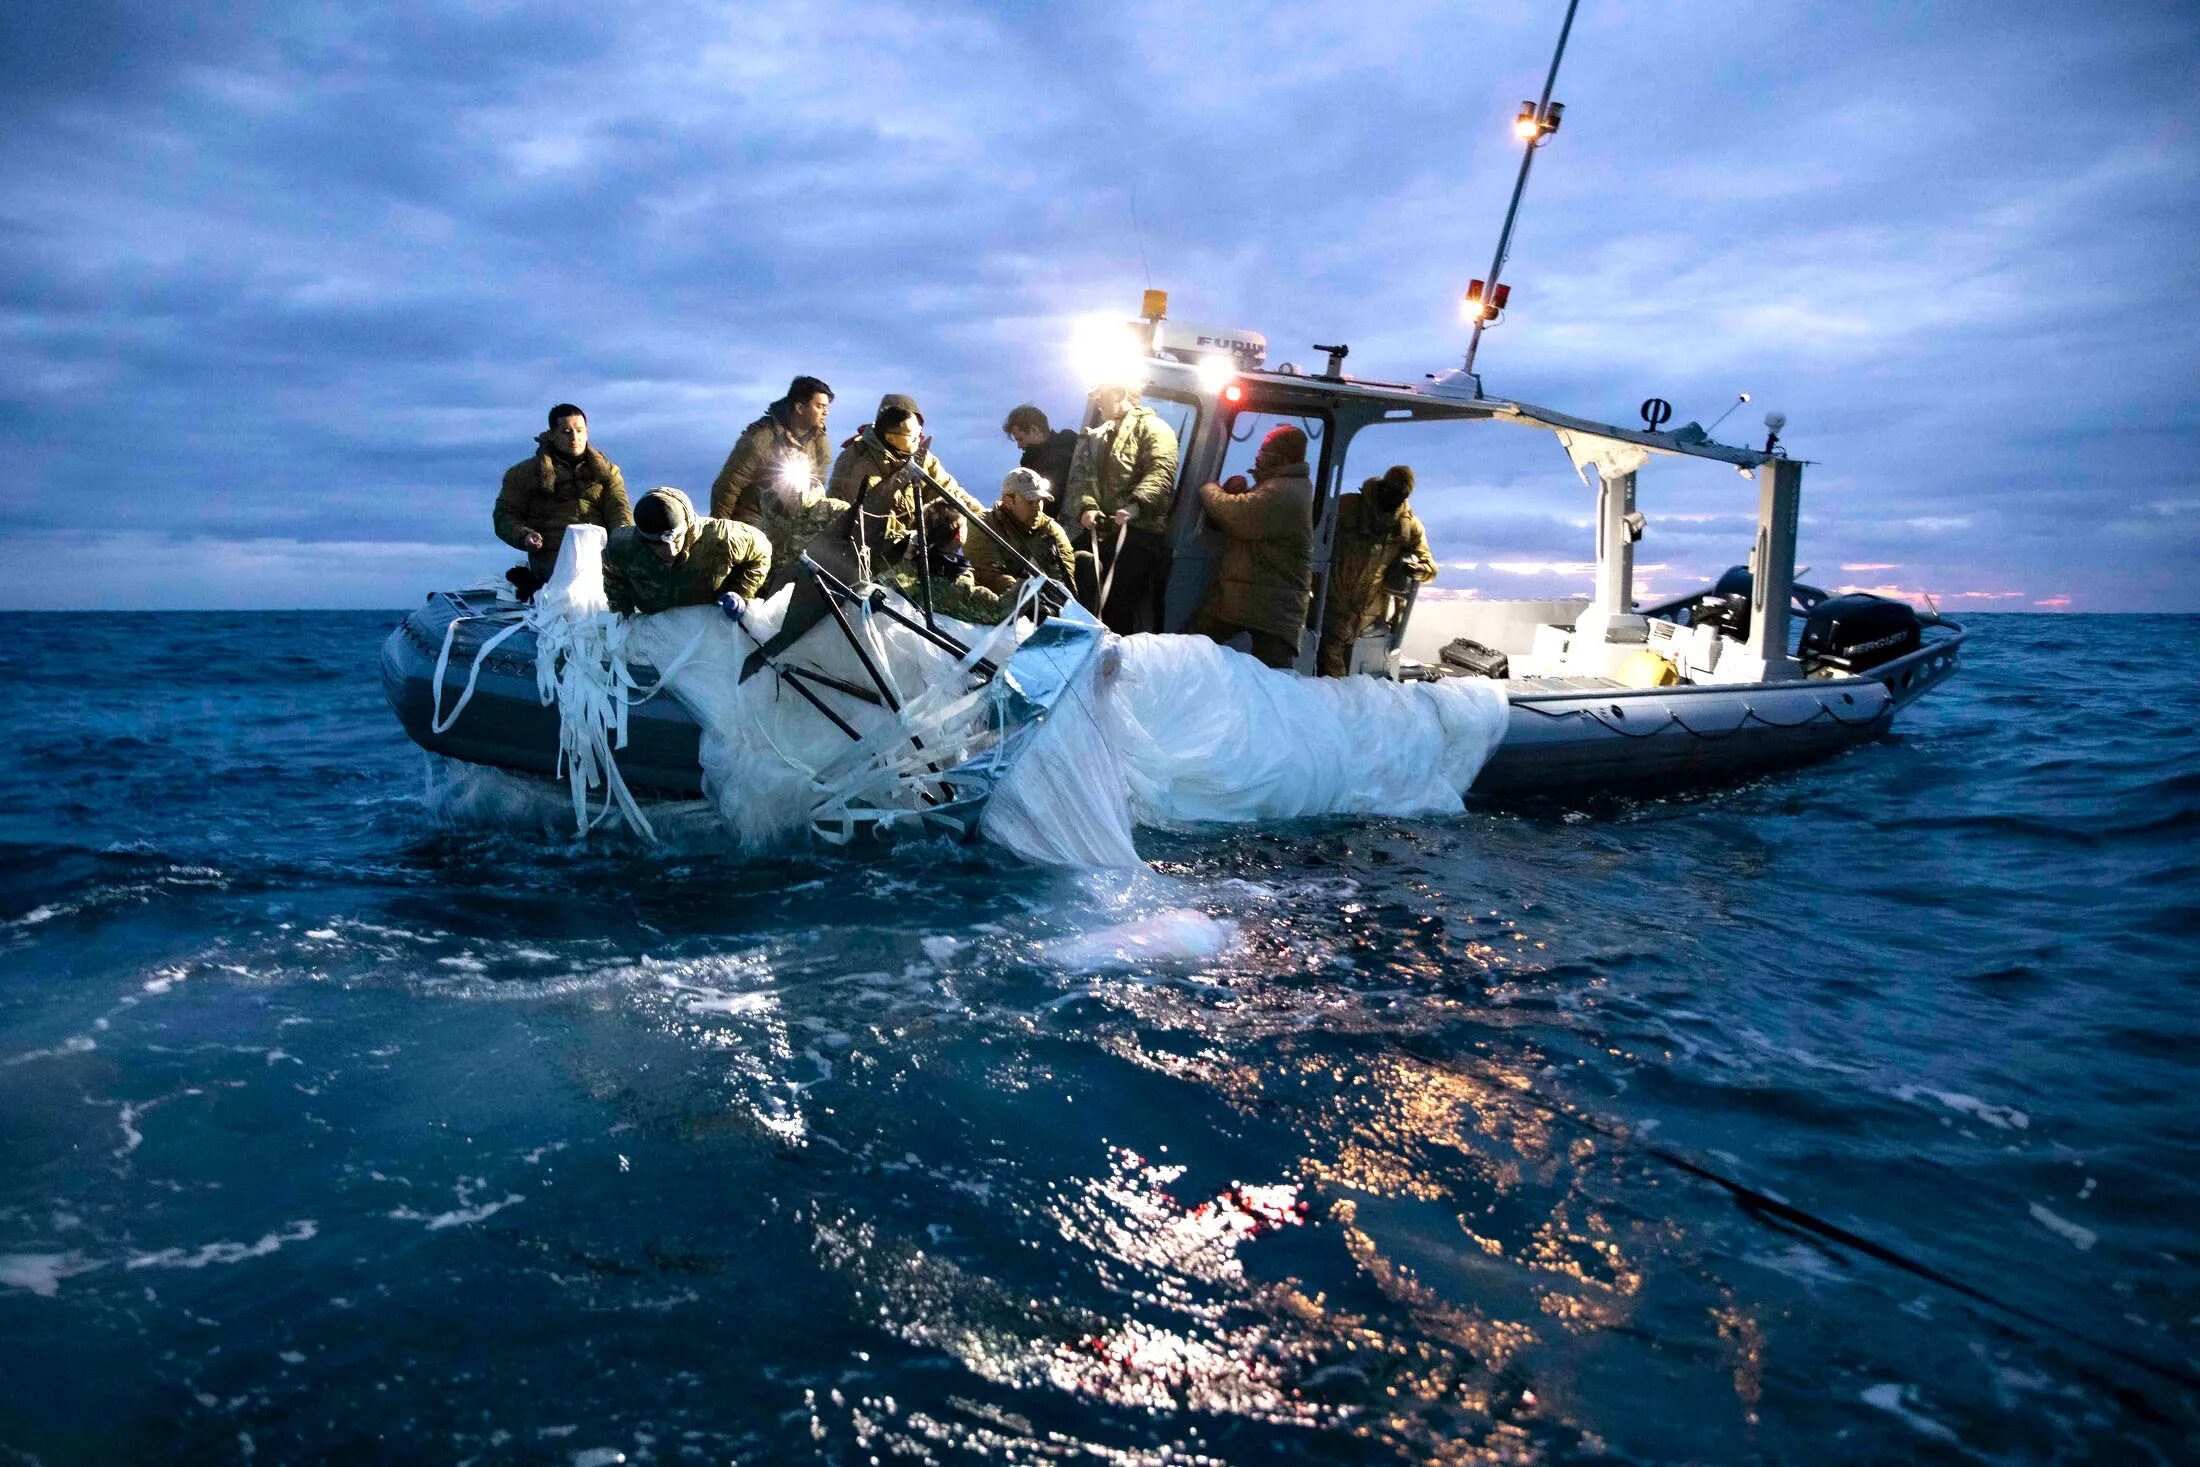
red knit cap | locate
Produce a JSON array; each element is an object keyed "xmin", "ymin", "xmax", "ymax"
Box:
[{"xmin": 1260, "ymin": 425, "xmax": 1308, "ymax": 463}]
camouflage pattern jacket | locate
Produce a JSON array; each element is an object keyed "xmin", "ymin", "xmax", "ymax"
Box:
[
  {"xmin": 755, "ymin": 494, "xmax": 851, "ymax": 596},
  {"xmin": 709, "ymin": 407, "xmax": 832, "ymax": 525},
  {"xmin": 1068, "ymin": 403, "xmax": 1180, "ymax": 535},
  {"xmin": 602, "ymin": 518, "xmax": 771, "ymax": 616},
  {"xmin": 495, "ymin": 437, "xmax": 633, "ymax": 572},
  {"xmin": 965, "ymin": 504, "xmax": 1078, "ymax": 596},
  {"xmin": 887, "ymin": 563, "xmax": 1008, "ymax": 626}
]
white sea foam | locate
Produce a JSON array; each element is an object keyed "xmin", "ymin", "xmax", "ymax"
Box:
[
  {"xmin": 2028, "ymin": 1202, "xmax": 2097, "ymax": 1251},
  {"xmin": 2, "ymin": 1035, "xmax": 96, "ymax": 1068},
  {"xmin": 1860, "ymin": 1383, "xmax": 1960, "ymax": 1442},
  {"xmin": 1894, "ymin": 1085, "xmax": 2030, "ymax": 1132},
  {"xmin": 684, "ymin": 991, "xmax": 775, "ymax": 1017},
  {"xmin": 391, "ymin": 1178, "xmax": 524, "ymax": 1230},
  {"xmin": 1038, "ymin": 908, "xmax": 1239, "ymax": 973},
  {"xmin": 1744, "ymin": 1242, "xmax": 1849, "ymax": 1287},
  {"xmin": 126, "ymin": 1220, "xmax": 318, "ymax": 1271},
  {"xmin": 115, "ymin": 1100, "xmax": 146, "ymax": 1156},
  {"xmin": 0, "ymin": 1251, "xmax": 102, "ymax": 1296},
  {"xmin": 391, "ymin": 1195, "xmax": 525, "ymax": 1230},
  {"xmin": 421, "ymin": 753, "xmax": 718, "ymax": 846}
]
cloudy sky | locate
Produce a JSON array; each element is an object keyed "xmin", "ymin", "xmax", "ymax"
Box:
[{"xmin": 2, "ymin": 0, "xmax": 2194, "ymax": 610}]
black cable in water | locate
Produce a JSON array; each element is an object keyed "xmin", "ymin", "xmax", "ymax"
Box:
[{"xmin": 1391, "ymin": 1038, "xmax": 2200, "ymax": 1397}]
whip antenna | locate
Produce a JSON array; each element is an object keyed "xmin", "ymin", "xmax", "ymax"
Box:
[
  {"xmin": 1129, "ymin": 183, "xmax": 1153, "ymax": 290},
  {"xmin": 1462, "ymin": 0, "xmax": 1581, "ymax": 384}
]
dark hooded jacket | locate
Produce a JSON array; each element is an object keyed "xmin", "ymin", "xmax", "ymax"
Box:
[
  {"xmin": 710, "ymin": 400, "xmax": 833, "ymax": 525},
  {"xmin": 495, "ymin": 435, "xmax": 632, "ymax": 572},
  {"xmin": 1018, "ymin": 429, "xmax": 1081, "ymax": 502}
]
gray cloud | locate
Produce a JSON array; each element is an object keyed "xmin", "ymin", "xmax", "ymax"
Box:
[{"xmin": 0, "ymin": 0, "xmax": 2194, "ymax": 608}]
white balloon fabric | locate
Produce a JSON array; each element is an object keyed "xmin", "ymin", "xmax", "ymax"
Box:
[
  {"xmin": 539, "ymin": 529, "xmax": 1512, "ymax": 867},
  {"xmin": 982, "ymin": 634, "xmax": 1509, "ymax": 866}
]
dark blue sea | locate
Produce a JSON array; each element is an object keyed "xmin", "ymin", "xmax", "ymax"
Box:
[{"xmin": 1, "ymin": 611, "xmax": 2194, "ymax": 1464}]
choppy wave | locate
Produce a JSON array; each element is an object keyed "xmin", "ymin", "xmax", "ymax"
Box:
[{"xmin": 0, "ymin": 611, "xmax": 2194, "ymax": 1462}]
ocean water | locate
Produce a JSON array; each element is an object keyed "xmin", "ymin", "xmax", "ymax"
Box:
[{"xmin": 0, "ymin": 610, "xmax": 2194, "ymax": 1464}]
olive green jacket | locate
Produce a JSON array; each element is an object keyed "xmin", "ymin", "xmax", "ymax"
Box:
[
  {"xmin": 1196, "ymin": 462, "xmax": 1315, "ymax": 644},
  {"xmin": 1068, "ymin": 404, "xmax": 1180, "ymax": 534},
  {"xmin": 1322, "ymin": 487, "xmax": 1437, "ymax": 634},
  {"xmin": 965, "ymin": 504, "xmax": 1079, "ymax": 596},
  {"xmin": 756, "ymin": 494, "xmax": 851, "ymax": 596},
  {"xmin": 709, "ymin": 409, "xmax": 832, "ymax": 525},
  {"xmin": 495, "ymin": 437, "xmax": 633, "ymax": 572},
  {"xmin": 602, "ymin": 518, "xmax": 771, "ymax": 616}
]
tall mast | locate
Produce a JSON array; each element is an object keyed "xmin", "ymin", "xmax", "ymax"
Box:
[{"xmin": 1463, "ymin": 0, "xmax": 1580, "ymax": 382}]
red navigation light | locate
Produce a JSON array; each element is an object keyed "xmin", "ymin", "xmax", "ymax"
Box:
[{"xmin": 1463, "ymin": 280, "xmax": 1511, "ymax": 323}]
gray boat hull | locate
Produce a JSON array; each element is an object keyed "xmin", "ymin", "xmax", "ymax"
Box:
[
  {"xmin": 380, "ymin": 591, "xmax": 1960, "ymax": 804},
  {"xmin": 381, "ymin": 591, "xmax": 705, "ymax": 796},
  {"xmin": 1472, "ymin": 677, "xmax": 1891, "ymax": 795}
]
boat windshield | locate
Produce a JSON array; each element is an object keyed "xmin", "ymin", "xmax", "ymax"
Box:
[
  {"xmin": 1142, "ymin": 389, "xmax": 1201, "ymax": 461},
  {"xmin": 1218, "ymin": 405, "xmax": 1333, "ymax": 514}
]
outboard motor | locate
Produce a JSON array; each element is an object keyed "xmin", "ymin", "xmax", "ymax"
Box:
[
  {"xmin": 1798, "ymin": 593, "xmax": 1921, "ymax": 675},
  {"xmin": 1696, "ymin": 565, "xmax": 1832, "ymax": 641},
  {"xmin": 1696, "ymin": 565, "xmax": 1757, "ymax": 638}
]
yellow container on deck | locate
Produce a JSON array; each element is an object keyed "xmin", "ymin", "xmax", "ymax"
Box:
[{"xmin": 1616, "ymin": 648, "xmax": 1680, "ymax": 688}]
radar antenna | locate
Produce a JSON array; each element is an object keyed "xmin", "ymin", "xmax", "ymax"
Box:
[{"xmin": 1462, "ymin": 0, "xmax": 1581, "ymax": 384}]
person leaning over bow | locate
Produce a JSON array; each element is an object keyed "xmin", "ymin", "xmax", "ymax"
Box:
[
  {"xmin": 1002, "ymin": 403, "xmax": 1080, "ymax": 505},
  {"xmin": 1185, "ymin": 425, "xmax": 1315, "ymax": 671},
  {"xmin": 1066, "ymin": 381, "xmax": 1179, "ymax": 633},
  {"xmin": 709, "ymin": 375, "xmax": 835, "ymax": 525},
  {"xmin": 602, "ymin": 487, "xmax": 771, "ymax": 619},
  {"xmin": 494, "ymin": 402, "xmax": 633, "ymax": 599},
  {"xmin": 1317, "ymin": 465, "xmax": 1438, "ymax": 676},
  {"xmin": 827, "ymin": 394, "xmax": 979, "ymax": 562},
  {"xmin": 966, "ymin": 467, "xmax": 1079, "ymax": 597}
]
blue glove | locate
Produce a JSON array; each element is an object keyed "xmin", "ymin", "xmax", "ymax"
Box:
[{"xmin": 717, "ymin": 592, "xmax": 747, "ymax": 623}]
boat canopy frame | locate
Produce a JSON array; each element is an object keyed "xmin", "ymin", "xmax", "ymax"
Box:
[{"xmin": 1137, "ymin": 352, "xmax": 1806, "ymax": 679}]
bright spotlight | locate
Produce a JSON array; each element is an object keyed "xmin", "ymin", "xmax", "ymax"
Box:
[
  {"xmin": 1194, "ymin": 353, "xmax": 1237, "ymax": 394},
  {"xmin": 1070, "ymin": 313, "xmax": 1147, "ymax": 389}
]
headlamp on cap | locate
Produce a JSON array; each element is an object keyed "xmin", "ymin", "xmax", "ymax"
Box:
[{"xmin": 634, "ymin": 488, "xmax": 694, "ymax": 546}]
